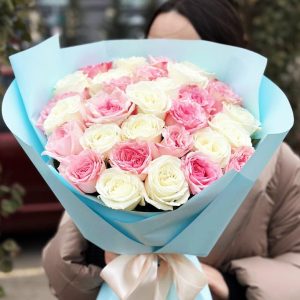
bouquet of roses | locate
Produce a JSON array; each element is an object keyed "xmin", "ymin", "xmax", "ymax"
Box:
[
  {"xmin": 38, "ymin": 55, "xmax": 259, "ymax": 213},
  {"xmin": 2, "ymin": 36, "xmax": 293, "ymax": 300}
]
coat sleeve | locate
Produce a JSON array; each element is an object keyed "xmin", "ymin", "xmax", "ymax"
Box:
[
  {"xmin": 42, "ymin": 214, "xmax": 103, "ymax": 300},
  {"xmin": 229, "ymin": 143, "xmax": 300, "ymax": 300}
]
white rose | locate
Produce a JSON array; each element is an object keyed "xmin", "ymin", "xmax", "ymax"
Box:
[
  {"xmin": 121, "ymin": 113, "xmax": 164, "ymax": 143},
  {"xmin": 223, "ymin": 103, "xmax": 260, "ymax": 135},
  {"xmin": 54, "ymin": 71, "xmax": 89, "ymax": 95},
  {"xmin": 114, "ymin": 56, "xmax": 147, "ymax": 73},
  {"xmin": 139, "ymin": 77, "xmax": 180, "ymax": 100},
  {"xmin": 167, "ymin": 61, "xmax": 210, "ymax": 87},
  {"xmin": 80, "ymin": 123, "xmax": 121, "ymax": 156},
  {"xmin": 126, "ymin": 81, "xmax": 172, "ymax": 117},
  {"xmin": 193, "ymin": 127, "xmax": 231, "ymax": 168},
  {"xmin": 96, "ymin": 168, "xmax": 147, "ymax": 210},
  {"xmin": 145, "ymin": 155, "xmax": 190, "ymax": 211},
  {"xmin": 209, "ymin": 113, "xmax": 252, "ymax": 148},
  {"xmin": 154, "ymin": 77, "xmax": 180, "ymax": 98},
  {"xmin": 43, "ymin": 94, "xmax": 82, "ymax": 135}
]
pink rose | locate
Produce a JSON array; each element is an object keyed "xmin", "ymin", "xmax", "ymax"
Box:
[
  {"xmin": 134, "ymin": 65, "xmax": 168, "ymax": 81},
  {"xmin": 58, "ymin": 149, "xmax": 105, "ymax": 193},
  {"xmin": 102, "ymin": 76, "xmax": 132, "ymax": 93},
  {"xmin": 37, "ymin": 92, "xmax": 80, "ymax": 132},
  {"xmin": 109, "ymin": 140, "xmax": 152, "ymax": 180},
  {"xmin": 181, "ymin": 152, "xmax": 223, "ymax": 195},
  {"xmin": 80, "ymin": 62, "xmax": 112, "ymax": 79},
  {"xmin": 206, "ymin": 80, "xmax": 241, "ymax": 105},
  {"xmin": 148, "ymin": 56, "xmax": 170, "ymax": 73},
  {"xmin": 225, "ymin": 146, "xmax": 254, "ymax": 172},
  {"xmin": 42, "ymin": 120, "xmax": 85, "ymax": 161},
  {"xmin": 83, "ymin": 89, "xmax": 135, "ymax": 126},
  {"xmin": 178, "ymin": 85, "xmax": 219, "ymax": 115},
  {"xmin": 155, "ymin": 125, "xmax": 193, "ymax": 158},
  {"xmin": 166, "ymin": 99, "xmax": 208, "ymax": 132}
]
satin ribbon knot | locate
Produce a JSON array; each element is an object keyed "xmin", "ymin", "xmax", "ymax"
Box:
[{"xmin": 100, "ymin": 254, "xmax": 207, "ymax": 300}]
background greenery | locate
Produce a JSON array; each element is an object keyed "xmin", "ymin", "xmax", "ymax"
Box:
[
  {"xmin": 0, "ymin": 1, "xmax": 29, "ymax": 295},
  {"xmin": 0, "ymin": 0, "xmax": 33, "ymax": 63},
  {"xmin": 0, "ymin": 164, "xmax": 25, "ymax": 297},
  {"xmin": 0, "ymin": 0, "xmax": 33, "ymax": 110},
  {"xmin": 230, "ymin": 0, "xmax": 300, "ymax": 151}
]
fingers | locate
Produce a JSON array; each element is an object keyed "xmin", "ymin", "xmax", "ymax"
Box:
[{"xmin": 201, "ymin": 263, "xmax": 229, "ymax": 300}]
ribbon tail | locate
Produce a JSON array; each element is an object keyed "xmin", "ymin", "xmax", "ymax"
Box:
[
  {"xmin": 165, "ymin": 254, "xmax": 208, "ymax": 300},
  {"xmin": 100, "ymin": 254, "xmax": 158, "ymax": 300},
  {"xmin": 155, "ymin": 259, "xmax": 173, "ymax": 300}
]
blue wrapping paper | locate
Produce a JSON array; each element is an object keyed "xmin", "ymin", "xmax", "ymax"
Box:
[
  {"xmin": 3, "ymin": 35, "xmax": 293, "ymax": 254},
  {"xmin": 2, "ymin": 36, "xmax": 294, "ymax": 299}
]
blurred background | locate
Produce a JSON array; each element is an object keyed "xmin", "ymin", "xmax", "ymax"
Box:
[{"xmin": 0, "ymin": 0, "xmax": 299, "ymax": 299}]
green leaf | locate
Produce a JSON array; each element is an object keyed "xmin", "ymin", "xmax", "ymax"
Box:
[
  {"xmin": 11, "ymin": 183, "xmax": 26, "ymax": 196},
  {"xmin": 0, "ymin": 185, "xmax": 10, "ymax": 194},
  {"xmin": 10, "ymin": 189, "xmax": 24, "ymax": 207},
  {"xmin": 13, "ymin": 196, "xmax": 23, "ymax": 208},
  {"xmin": 0, "ymin": 247, "xmax": 5, "ymax": 258},
  {"xmin": 1, "ymin": 199, "xmax": 19, "ymax": 216},
  {"xmin": 0, "ymin": 286, "xmax": 5, "ymax": 298},
  {"xmin": 5, "ymin": 0, "xmax": 15, "ymax": 12},
  {"xmin": 0, "ymin": 257, "xmax": 13, "ymax": 273},
  {"xmin": 2, "ymin": 239, "xmax": 21, "ymax": 255}
]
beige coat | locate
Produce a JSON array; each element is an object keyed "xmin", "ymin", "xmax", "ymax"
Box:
[{"xmin": 42, "ymin": 143, "xmax": 300, "ymax": 300}]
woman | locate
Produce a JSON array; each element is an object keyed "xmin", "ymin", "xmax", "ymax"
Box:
[{"xmin": 42, "ymin": 1, "xmax": 300, "ymax": 299}]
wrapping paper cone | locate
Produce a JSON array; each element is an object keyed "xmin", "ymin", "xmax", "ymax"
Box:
[{"xmin": 2, "ymin": 37, "xmax": 294, "ymax": 300}]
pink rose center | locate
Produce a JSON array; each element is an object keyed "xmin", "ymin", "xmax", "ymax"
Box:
[
  {"xmin": 169, "ymin": 131, "xmax": 181, "ymax": 147},
  {"xmin": 55, "ymin": 127, "xmax": 68, "ymax": 139},
  {"xmin": 118, "ymin": 148, "xmax": 147, "ymax": 168},
  {"xmin": 97, "ymin": 98, "xmax": 123, "ymax": 115},
  {"xmin": 170, "ymin": 100, "xmax": 207, "ymax": 131},
  {"xmin": 187, "ymin": 156, "xmax": 222, "ymax": 186},
  {"xmin": 179, "ymin": 85, "xmax": 217, "ymax": 114},
  {"xmin": 192, "ymin": 161, "xmax": 206, "ymax": 177},
  {"xmin": 72, "ymin": 160, "xmax": 93, "ymax": 179}
]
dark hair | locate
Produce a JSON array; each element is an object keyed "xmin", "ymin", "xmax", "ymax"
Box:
[{"xmin": 146, "ymin": 0, "xmax": 246, "ymax": 48}]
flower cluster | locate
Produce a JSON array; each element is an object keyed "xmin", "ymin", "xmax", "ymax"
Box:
[{"xmin": 38, "ymin": 56, "xmax": 260, "ymax": 211}]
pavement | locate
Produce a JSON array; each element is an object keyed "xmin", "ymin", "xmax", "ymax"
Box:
[{"xmin": 0, "ymin": 233, "xmax": 56, "ymax": 300}]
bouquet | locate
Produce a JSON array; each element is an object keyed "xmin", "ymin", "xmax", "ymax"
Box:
[
  {"xmin": 2, "ymin": 36, "xmax": 293, "ymax": 300},
  {"xmin": 38, "ymin": 55, "xmax": 260, "ymax": 213}
]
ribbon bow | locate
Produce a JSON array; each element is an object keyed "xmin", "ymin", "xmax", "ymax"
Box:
[{"xmin": 100, "ymin": 254, "xmax": 207, "ymax": 300}]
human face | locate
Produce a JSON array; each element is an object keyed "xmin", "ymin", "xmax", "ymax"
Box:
[{"xmin": 147, "ymin": 11, "xmax": 200, "ymax": 40}]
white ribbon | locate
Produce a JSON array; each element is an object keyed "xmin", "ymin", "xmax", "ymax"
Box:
[{"xmin": 100, "ymin": 254, "xmax": 207, "ymax": 300}]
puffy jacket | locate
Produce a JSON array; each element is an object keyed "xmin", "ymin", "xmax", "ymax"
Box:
[{"xmin": 42, "ymin": 143, "xmax": 300, "ymax": 300}]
